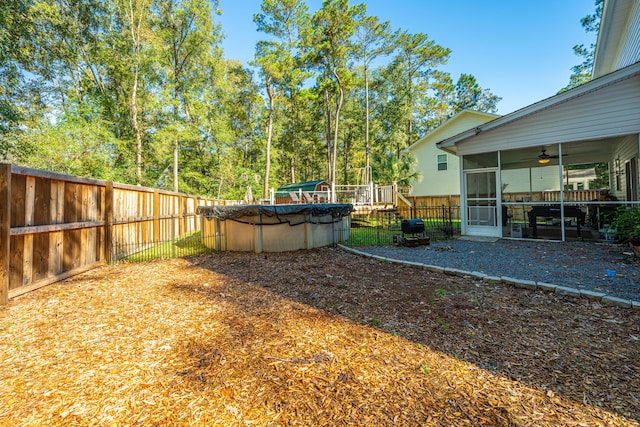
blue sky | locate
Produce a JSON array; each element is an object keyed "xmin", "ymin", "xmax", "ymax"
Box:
[{"xmin": 215, "ymin": 0, "xmax": 598, "ymax": 115}]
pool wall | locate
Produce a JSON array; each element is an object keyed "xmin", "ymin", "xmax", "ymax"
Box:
[{"xmin": 197, "ymin": 204, "xmax": 352, "ymax": 253}]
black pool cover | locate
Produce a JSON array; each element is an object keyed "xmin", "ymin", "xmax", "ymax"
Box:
[{"xmin": 197, "ymin": 203, "xmax": 353, "ymax": 221}]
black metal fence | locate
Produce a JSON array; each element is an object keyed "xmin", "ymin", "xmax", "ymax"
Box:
[
  {"xmin": 111, "ymin": 204, "xmax": 462, "ymax": 262},
  {"xmin": 344, "ymin": 205, "xmax": 461, "ymax": 246}
]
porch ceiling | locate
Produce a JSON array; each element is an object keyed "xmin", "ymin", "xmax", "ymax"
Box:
[{"xmin": 500, "ymin": 136, "xmax": 624, "ymax": 170}]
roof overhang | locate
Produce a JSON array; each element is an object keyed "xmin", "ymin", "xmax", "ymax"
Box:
[
  {"xmin": 405, "ymin": 109, "xmax": 500, "ymax": 155},
  {"xmin": 436, "ymin": 60, "xmax": 640, "ymax": 151},
  {"xmin": 593, "ymin": 0, "xmax": 635, "ymax": 78}
]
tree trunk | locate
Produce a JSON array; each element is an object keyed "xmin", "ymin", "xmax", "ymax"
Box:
[
  {"xmin": 263, "ymin": 77, "xmax": 274, "ymax": 199},
  {"xmin": 128, "ymin": 0, "xmax": 143, "ymax": 185},
  {"xmin": 332, "ymin": 67, "xmax": 344, "ymax": 185},
  {"xmin": 173, "ymin": 87, "xmax": 179, "ymax": 193},
  {"xmin": 364, "ymin": 63, "xmax": 370, "ymax": 182},
  {"xmin": 289, "ymin": 94, "xmax": 296, "ymax": 183},
  {"xmin": 324, "ymin": 85, "xmax": 332, "ymax": 182}
]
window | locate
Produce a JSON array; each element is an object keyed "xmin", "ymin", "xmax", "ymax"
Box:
[{"xmin": 437, "ymin": 154, "xmax": 447, "ymax": 171}]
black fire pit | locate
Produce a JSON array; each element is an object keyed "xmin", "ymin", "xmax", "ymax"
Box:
[
  {"xmin": 401, "ymin": 218, "xmax": 425, "ymax": 235},
  {"xmin": 395, "ymin": 218, "xmax": 429, "ymax": 247}
]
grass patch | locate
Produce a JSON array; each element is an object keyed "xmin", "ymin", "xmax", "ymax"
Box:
[
  {"xmin": 344, "ymin": 220, "xmax": 460, "ymax": 246},
  {"xmin": 119, "ymin": 231, "xmax": 213, "ymax": 263}
]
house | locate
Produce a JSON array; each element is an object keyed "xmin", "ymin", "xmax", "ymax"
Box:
[
  {"xmin": 433, "ymin": 0, "xmax": 640, "ymax": 240},
  {"xmin": 405, "ymin": 110, "xmax": 500, "ymax": 197}
]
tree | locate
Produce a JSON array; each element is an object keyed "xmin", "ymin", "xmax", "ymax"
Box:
[
  {"xmin": 561, "ymin": 0, "xmax": 603, "ymax": 92},
  {"xmin": 388, "ymin": 30, "xmax": 450, "ymax": 151},
  {"xmin": 450, "ymin": 73, "xmax": 501, "ymax": 114},
  {"xmin": 114, "ymin": 0, "xmax": 153, "ymax": 184},
  {"xmin": 371, "ymin": 151, "xmax": 419, "ymax": 189},
  {"xmin": 307, "ymin": 0, "xmax": 364, "ymax": 185},
  {"xmin": 353, "ymin": 13, "xmax": 394, "ymax": 183},
  {"xmin": 0, "ymin": 0, "xmax": 34, "ymax": 136},
  {"xmin": 153, "ymin": 0, "xmax": 221, "ymax": 192},
  {"xmin": 254, "ymin": 0, "xmax": 310, "ymax": 195}
]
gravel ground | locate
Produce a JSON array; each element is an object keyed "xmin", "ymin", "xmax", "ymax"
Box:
[{"xmin": 356, "ymin": 239, "xmax": 640, "ymax": 302}]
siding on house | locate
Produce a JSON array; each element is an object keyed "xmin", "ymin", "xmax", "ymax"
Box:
[
  {"xmin": 617, "ymin": 1, "xmax": 640, "ymax": 70},
  {"xmin": 454, "ymin": 74, "xmax": 640, "ymax": 156},
  {"xmin": 594, "ymin": 0, "xmax": 640, "ymax": 78},
  {"xmin": 611, "ymin": 133, "xmax": 640, "ymax": 199},
  {"xmin": 407, "ymin": 110, "xmax": 499, "ymax": 196}
]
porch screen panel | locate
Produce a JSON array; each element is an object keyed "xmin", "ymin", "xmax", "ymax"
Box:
[{"xmin": 466, "ymin": 172, "xmax": 497, "ymax": 227}]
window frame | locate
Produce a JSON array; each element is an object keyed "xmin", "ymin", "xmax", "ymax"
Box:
[{"xmin": 437, "ymin": 154, "xmax": 448, "ymax": 171}]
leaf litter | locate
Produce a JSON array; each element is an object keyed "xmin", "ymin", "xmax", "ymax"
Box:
[{"xmin": 0, "ymin": 247, "xmax": 638, "ymax": 426}]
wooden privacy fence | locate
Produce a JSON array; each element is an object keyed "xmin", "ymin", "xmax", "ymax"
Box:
[{"xmin": 0, "ymin": 164, "xmax": 221, "ymax": 305}]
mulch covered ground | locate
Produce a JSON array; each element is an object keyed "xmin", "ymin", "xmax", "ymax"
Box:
[{"xmin": 0, "ymin": 247, "xmax": 639, "ymax": 426}]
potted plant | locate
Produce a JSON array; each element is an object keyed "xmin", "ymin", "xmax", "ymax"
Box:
[{"xmin": 611, "ymin": 206, "xmax": 640, "ymax": 257}]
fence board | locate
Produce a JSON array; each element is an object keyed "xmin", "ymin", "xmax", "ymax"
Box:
[
  {"xmin": 0, "ymin": 164, "xmax": 9, "ymax": 304},
  {"xmin": 1, "ymin": 164, "xmax": 220, "ymax": 303},
  {"xmin": 49, "ymin": 231, "xmax": 63, "ymax": 277},
  {"xmin": 22, "ymin": 234, "xmax": 33, "ymax": 287},
  {"xmin": 33, "ymin": 232, "xmax": 50, "ymax": 282},
  {"xmin": 9, "ymin": 236, "xmax": 23, "ymax": 290},
  {"xmin": 11, "ymin": 174, "xmax": 25, "ymax": 228},
  {"xmin": 34, "ymin": 177, "xmax": 50, "ymax": 225},
  {"xmin": 24, "ymin": 176, "xmax": 35, "ymax": 227}
]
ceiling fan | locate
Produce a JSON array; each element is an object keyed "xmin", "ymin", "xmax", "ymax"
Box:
[{"xmin": 537, "ymin": 149, "xmax": 564, "ymax": 164}]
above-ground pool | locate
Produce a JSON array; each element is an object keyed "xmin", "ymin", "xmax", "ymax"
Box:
[{"xmin": 197, "ymin": 204, "xmax": 352, "ymax": 253}]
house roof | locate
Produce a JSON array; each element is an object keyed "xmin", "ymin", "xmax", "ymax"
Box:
[
  {"xmin": 436, "ymin": 60, "xmax": 640, "ymax": 153},
  {"xmin": 405, "ymin": 110, "xmax": 500, "ymax": 153},
  {"xmin": 593, "ymin": 0, "xmax": 638, "ymax": 78}
]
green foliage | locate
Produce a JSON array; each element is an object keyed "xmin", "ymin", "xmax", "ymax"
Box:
[
  {"xmin": 434, "ymin": 288, "xmax": 447, "ymax": 299},
  {"xmin": 436, "ymin": 317, "xmax": 449, "ymax": 331},
  {"xmin": 560, "ymin": 0, "xmax": 603, "ymax": 92},
  {"xmin": 372, "ymin": 151, "xmax": 420, "ymax": 188},
  {"xmin": 12, "ymin": 110, "xmax": 119, "ymax": 180},
  {"xmin": 122, "ymin": 231, "xmax": 211, "ymax": 262},
  {"xmin": 451, "ymin": 74, "xmax": 501, "ymax": 114},
  {"xmin": 612, "ymin": 206, "xmax": 640, "ymax": 243},
  {"xmin": 2, "ymin": 0, "xmax": 506, "ymax": 197}
]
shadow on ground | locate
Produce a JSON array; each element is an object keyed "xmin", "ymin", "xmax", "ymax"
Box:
[{"xmin": 187, "ymin": 247, "xmax": 640, "ymax": 423}]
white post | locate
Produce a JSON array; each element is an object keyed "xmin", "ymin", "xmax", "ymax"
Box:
[
  {"xmin": 331, "ymin": 182, "xmax": 336, "ymax": 203},
  {"xmin": 393, "ymin": 181, "xmax": 398, "ymax": 207},
  {"xmin": 369, "ymin": 181, "xmax": 374, "ymax": 206},
  {"xmin": 270, "ymin": 187, "xmax": 275, "ymax": 204},
  {"xmin": 558, "ymin": 144, "xmax": 565, "ymax": 242}
]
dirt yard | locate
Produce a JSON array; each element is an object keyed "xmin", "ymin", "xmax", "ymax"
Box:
[{"xmin": 1, "ymin": 247, "xmax": 639, "ymax": 426}]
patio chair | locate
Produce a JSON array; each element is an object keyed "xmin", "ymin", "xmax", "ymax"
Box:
[
  {"xmin": 303, "ymin": 191, "xmax": 315, "ymax": 204},
  {"xmin": 289, "ymin": 191, "xmax": 301, "ymax": 204}
]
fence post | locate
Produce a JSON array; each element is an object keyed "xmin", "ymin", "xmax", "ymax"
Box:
[
  {"xmin": 153, "ymin": 189, "xmax": 160, "ymax": 245},
  {"xmin": 0, "ymin": 164, "xmax": 10, "ymax": 305},
  {"xmin": 178, "ymin": 194, "xmax": 184, "ymax": 237},
  {"xmin": 105, "ymin": 181, "xmax": 113, "ymax": 263}
]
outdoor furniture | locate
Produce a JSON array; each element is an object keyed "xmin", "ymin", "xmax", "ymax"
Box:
[
  {"xmin": 527, "ymin": 206, "xmax": 586, "ymax": 238},
  {"xmin": 303, "ymin": 191, "xmax": 315, "ymax": 203},
  {"xmin": 289, "ymin": 192, "xmax": 301, "ymax": 204}
]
